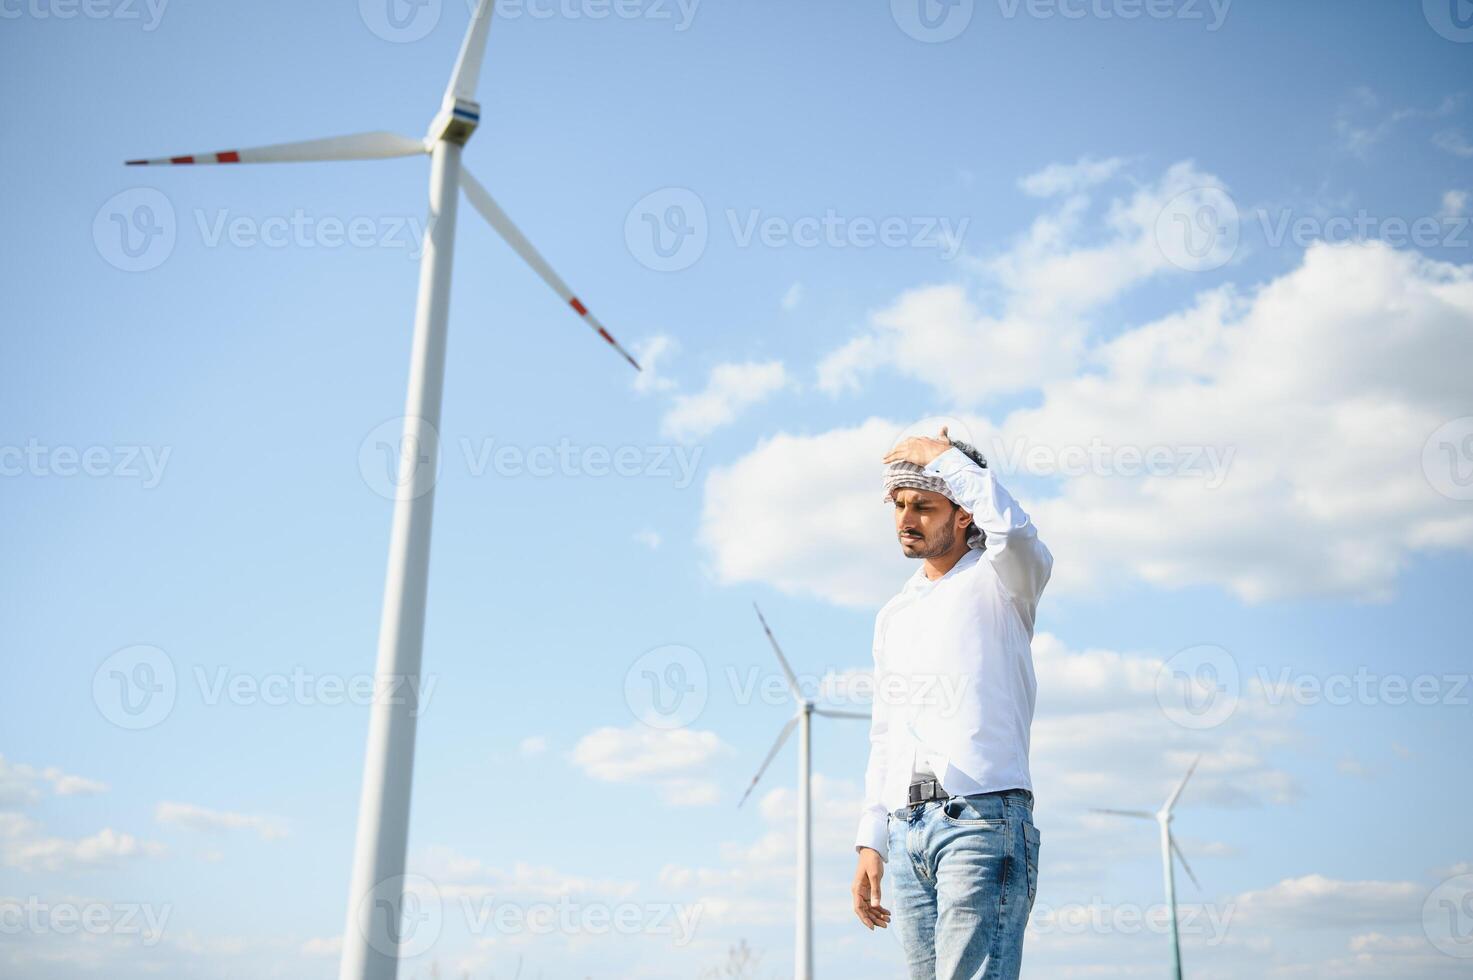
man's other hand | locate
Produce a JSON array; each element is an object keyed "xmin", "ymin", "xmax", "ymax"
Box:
[
  {"xmin": 883, "ymin": 426, "xmax": 953, "ymax": 468},
  {"xmin": 852, "ymin": 847, "xmax": 891, "ymax": 930}
]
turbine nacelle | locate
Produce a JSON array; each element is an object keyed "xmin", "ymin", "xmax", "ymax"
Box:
[{"xmin": 430, "ymin": 98, "xmax": 482, "ymax": 146}]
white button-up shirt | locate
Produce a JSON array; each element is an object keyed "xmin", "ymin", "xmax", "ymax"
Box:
[{"xmin": 855, "ymin": 447, "xmax": 1053, "ymax": 861}]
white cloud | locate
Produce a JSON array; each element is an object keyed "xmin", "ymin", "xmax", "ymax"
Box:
[
  {"xmin": 699, "ymin": 417, "xmax": 914, "ymax": 608},
  {"xmin": 301, "ymin": 935, "xmax": 342, "ymax": 956},
  {"xmin": 720, "ymin": 238, "xmax": 1473, "ymax": 605},
  {"xmin": 631, "ymin": 334, "xmax": 679, "ymax": 395},
  {"xmin": 0, "ymin": 756, "xmax": 107, "ymax": 805},
  {"xmin": 418, "ymin": 845, "xmax": 639, "ymax": 902},
  {"xmin": 518, "ymin": 735, "xmax": 548, "ymax": 757},
  {"xmin": 570, "ymin": 725, "xmax": 734, "ymax": 806},
  {"xmin": 0, "ymin": 756, "xmax": 41, "ymax": 807},
  {"xmin": 155, "ymin": 801, "xmax": 287, "ymax": 841},
  {"xmin": 633, "ymin": 528, "xmax": 662, "ymax": 550},
  {"xmin": 1433, "ymin": 128, "xmax": 1473, "ymax": 159},
  {"xmin": 1231, "ymin": 874, "xmax": 1424, "ymax": 929},
  {"xmin": 1335, "ymin": 88, "xmax": 1459, "ymax": 158},
  {"xmin": 781, "ymin": 282, "xmax": 803, "ymax": 311},
  {"xmin": 1, "ymin": 815, "xmax": 166, "ymax": 873},
  {"xmin": 41, "ymin": 768, "xmax": 107, "ymax": 797},
  {"xmin": 816, "ymin": 161, "xmax": 1236, "ymax": 402},
  {"xmin": 1441, "ymin": 189, "xmax": 1469, "ymax": 218},
  {"xmin": 660, "ymin": 360, "xmax": 789, "ymax": 441},
  {"xmin": 1018, "ymin": 155, "xmax": 1126, "ymax": 197},
  {"xmin": 1337, "ymin": 755, "xmax": 1370, "ymax": 778}
]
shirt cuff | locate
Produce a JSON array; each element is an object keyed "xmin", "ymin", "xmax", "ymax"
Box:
[
  {"xmin": 855, "ymin": 813, "xmax": 889, "ymax": 862},
  {"xmin": 924, "ymin": 446, "xmax": 973, "ymax": 480}
]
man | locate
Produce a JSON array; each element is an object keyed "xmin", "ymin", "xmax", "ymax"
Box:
[{"xmin": 851, "ymin": 426, "xmax": 1052, "ymax": 980}]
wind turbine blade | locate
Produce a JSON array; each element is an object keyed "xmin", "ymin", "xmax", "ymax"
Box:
[
  {"xmin": 1163, "ymin": 755, "xmax": 1201, "ymax": 814},
  {"xmin": 1170, "ymin": 836, "xmax": 1200, "ymax": 890},
  {"xmin": 460, "ymin": 169, "xmax": 641, "ymax": 370},
  {"xmin": 445, "ymin": 0, "xmax": 497, "ymax": 104},
  {"xmin": 1089, "ymin": 808, "xmax": 1155, "ymax": 820},
  {"xmin": 125, "ymin": 131, "xmax": 426, "ymax": 166},
  {"xmin": 751, "ymin": 603, "xmax": 802, "ymax": 701},
  {"xmin": 813, "ymin": 707, "xmax": 870, "ymax": 720},
  {"xmin": 737, "ymin": 716, "xmax": 800, "ymax": 808}
]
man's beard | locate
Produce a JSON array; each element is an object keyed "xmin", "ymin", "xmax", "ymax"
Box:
[{"xmin": 900, "ymin": 521, "xmax": 956, "ymax": 559}]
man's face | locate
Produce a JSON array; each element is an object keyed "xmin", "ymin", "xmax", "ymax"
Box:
[{"xmin": 891, "ymin": 487, "xmax": 971, "ymax": 559}]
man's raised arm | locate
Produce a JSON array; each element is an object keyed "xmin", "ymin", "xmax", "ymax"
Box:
[{"xmin": 922, "ymin": 440, "xmax": 1053, "ymax": 632}]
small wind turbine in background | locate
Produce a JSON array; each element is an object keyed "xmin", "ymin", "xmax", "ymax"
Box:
[
  {"xmin": 738, "ymin": 604, "xmax": 869, "ymax": 980},
  {"xmin": 125, "ymin": 2, "xmax": 640, "ymax": 977},
  {"xmin": 1091, "ymin": 756, "xmax": 1204, "ymax": 980}
]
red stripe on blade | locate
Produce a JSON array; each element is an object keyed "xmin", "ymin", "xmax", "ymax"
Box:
[
  {"xmin": 170, "ymin": 156, "xmax": 195, "ymax": 164},
  {"xmin": 569, "ymin": 298, "xmax": 588, "ymax": 316},
  {"xmin": 217, "ymin": 151, "xmax": 241, "ymax": 163}
]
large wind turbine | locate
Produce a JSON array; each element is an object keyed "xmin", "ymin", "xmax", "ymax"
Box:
[
  {"xmin": 738, "ymin": 604, "xmax": 869, "ymax": 980},
  {"xmin": 1091, "ymin": 756, "xmax": 1203, "ymax": 980},
  {"xmin": 125, "ymin": 4, "xmax": 640, "ymax": 978}
]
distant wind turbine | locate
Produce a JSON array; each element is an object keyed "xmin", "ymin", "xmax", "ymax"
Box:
[
  {"xmin": 124, "ymin": 3, "xmax": 640, "ymax": 978},
  {"xmin": 739, "ymin": 604, "xmax": 869, "ymax": 980},
  {"xmin": 1091, "ymin": 756, "xmax": 1203, "ymax": 980}
]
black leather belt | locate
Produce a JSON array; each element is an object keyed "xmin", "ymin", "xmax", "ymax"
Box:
[{"xmin": 907, "ymin": 777, "xmax": 947, "ymax": 805}]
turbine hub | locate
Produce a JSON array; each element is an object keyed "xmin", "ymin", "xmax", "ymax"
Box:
[{"xmin": 430, "ymin": 98, "xmax": 480, "ymax": 145}]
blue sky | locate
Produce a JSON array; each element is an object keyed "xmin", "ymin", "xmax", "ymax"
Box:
[{"xmin": 2, "ymin": 0, "xmax": 1472, "ymax": 977}]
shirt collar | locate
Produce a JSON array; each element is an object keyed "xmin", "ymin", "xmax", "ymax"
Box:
[{"xmin": 903, "ymin": 547, "xmax": 982, "ymax": 593}]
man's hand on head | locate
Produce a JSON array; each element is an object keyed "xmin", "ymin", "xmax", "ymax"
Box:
[{"xmin": 883, "ymin": 426, "xmax": 954, "ymax": 469}]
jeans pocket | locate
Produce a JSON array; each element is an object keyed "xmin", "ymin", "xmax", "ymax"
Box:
[
  {"xmin": 1023, "ymin": 822, "xmax": 1041, "ymax": 909},
  {"xmin": 939, "ymin": 795, "xmax": 1006, "ymax": 828}
]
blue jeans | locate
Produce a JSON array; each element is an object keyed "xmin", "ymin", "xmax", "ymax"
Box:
[{"xmin": 886, "ymin": 788, "xmax": 1040, "ymax": 980}]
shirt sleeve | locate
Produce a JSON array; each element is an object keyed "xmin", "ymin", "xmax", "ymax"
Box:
[
  {"xmin": 924, "ymin": 446, "xmax": 1054, "ymax": 633},
  {"xmin": 854, "ymin": 611, "xmax": 891, "ymax": 862}
]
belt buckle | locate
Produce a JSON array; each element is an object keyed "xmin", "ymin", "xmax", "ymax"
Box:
[{"xmin": 908, "ymin": 778, "xmax": 943, "ymax": 806}]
